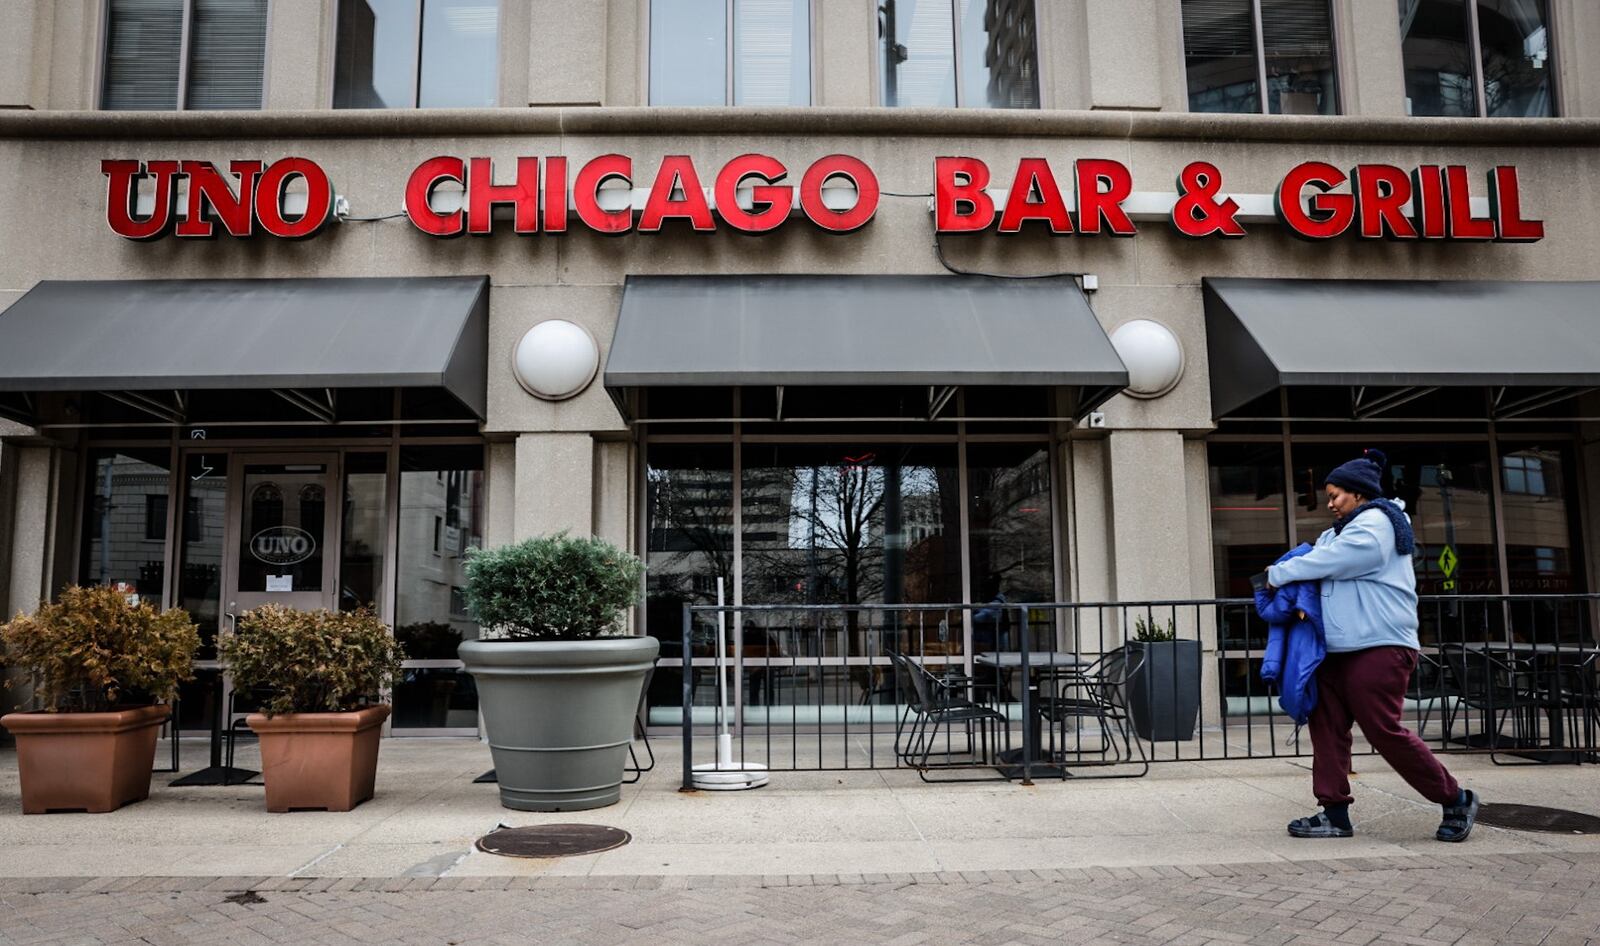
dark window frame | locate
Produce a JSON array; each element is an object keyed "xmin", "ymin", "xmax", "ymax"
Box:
[
  {"xmin": 1180, "ymin": 0, "xmax": 1343, "ymax": 116},
  {"xmin": 647, "ymin": 0, "xmax": 815, "ymax": 106},
  {"xmin": 332, "ymin": 0, "xmax": 502, "ymax": 109},
  {"xmin": 1398, "ymin": 0, "xmax": 1560, "ymax": 117},
  {"xmin": 876, "ymin": 0, "xmax": 1041, "ymax": 109}
]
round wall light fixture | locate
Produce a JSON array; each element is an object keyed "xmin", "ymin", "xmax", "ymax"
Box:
[
  {"xmin": 512, "ymin": 319, "xmax": 599, "ymax": 401},
  {"xmin": 1110, "ymin": 319, "xmax": 1185, "ymax": 399}
]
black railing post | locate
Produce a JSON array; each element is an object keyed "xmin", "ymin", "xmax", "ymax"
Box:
[
  {"xmin": 681, "ymin": 603, "xmax": 694, "ymax": 791},
  {"xmin": 1019, "ymin": 605, "xmax": 1034, "ymax": 786}
]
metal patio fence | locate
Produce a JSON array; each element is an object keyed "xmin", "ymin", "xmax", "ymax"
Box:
[{"xmin": 676, "ymin": 595, "xmax": 1600, "ymax": 788}]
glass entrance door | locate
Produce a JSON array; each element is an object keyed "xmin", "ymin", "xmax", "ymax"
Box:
[{"xmin": 228, "ymin": 455, "xmax": 339, "ymax": 615}]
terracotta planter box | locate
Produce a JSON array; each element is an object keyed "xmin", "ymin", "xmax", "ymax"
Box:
[
  {"xmin": 247, "ymin": 704, "xmax": 389, "ymax": 812},
  {"xmin": 0, "ymin": 704, "xmax": 169, "ymax": 814}
]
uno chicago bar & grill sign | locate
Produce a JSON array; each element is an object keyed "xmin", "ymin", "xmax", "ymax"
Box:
[{"xmin": 101, "ymin": 153, "xmax": 1545, "ymax": 243}]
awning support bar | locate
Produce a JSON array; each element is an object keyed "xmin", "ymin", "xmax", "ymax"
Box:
[
  {"xmin": 273, "ymin": 388, "xmax": 336, "ymax": 424},
  {"xmin": 775, "ymin": 385, "xmax": 785, "ymax": 422},
  {"xmin": 1494, "ymin": 387, "xmax": 1597, "ymax": 419},
  {"xmin": 100, "ymin": 390, "xmax": 185, "ymax": 425},
  {"xmin": 1353, "ymin": 386, "xmax": 1439, "ymax": 419},
  {"xmin": 928, "ymin": 386, "xmax": 957, "ymax": 420}
]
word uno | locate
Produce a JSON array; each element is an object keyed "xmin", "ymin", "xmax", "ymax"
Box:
[
  {"xmin": 1276, "ymin": 162, "xmax": 1543, "ymax": 241},
  {"xmin": 103, "ymin": 159, "xmax": 335, "ymax": 240},
  {"xmin": 407, "ymin": 153, "xmax": 877, "ymax": 236}
]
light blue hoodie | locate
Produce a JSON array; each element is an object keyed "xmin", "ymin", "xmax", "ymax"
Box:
[{"xmin": 1265, "ymin": 504, "xmax": 1419, "ymax": 653}]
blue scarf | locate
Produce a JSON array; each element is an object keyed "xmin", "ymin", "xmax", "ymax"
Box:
[{"xmin": 1334, "ymin": 498, "xmax": 1415, "ymax": 555}]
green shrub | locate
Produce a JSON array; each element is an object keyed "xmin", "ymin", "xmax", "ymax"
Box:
[
  {"xmin": 220, "ymin": 605, "xmax": 404, "ymax": 716},
  {"xmin": 464, "ymin": 534, "xmax": 644, "ymax": 641},
  {"xmin": 1, "ymin": 585, "xmax": 198, "ymax": 712},
  {"xmin": 1132, "ymin": 615, "xmax": 1178, "ymax": 642}
]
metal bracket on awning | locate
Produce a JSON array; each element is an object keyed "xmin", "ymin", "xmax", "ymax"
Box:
[
  {"xmin": 1350, "ymin": 386, "xmax": 1440, "ymax": 420},
  {"xmin": 775, "ymin": 385, "xmax": 784, "ymax": 422},
  {"xmin": 0, "ymin": 392, "xmax": 35, "ymax": 426},
  {"xmin": 928, "ymin": 386, "xmax": 957, "ymax": 421},
  {"xmin": 273, "ymin": 388, "xmax": 337, "ymax": 424},
  {"xmin": 100, "ymin": 390, "xmax": 186, "ymax": 425},
  {"xmin": 1492, "ymin": 386, "xmax": 1597, "ymax": 419}
]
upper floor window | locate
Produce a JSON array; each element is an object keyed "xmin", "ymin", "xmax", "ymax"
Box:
[
  {"xmin": 101, "ymin": 0, "xmax": 267, "ymax": 110},
  {"xmin": 333, "ymin": 0, "xmax": 499, "ymax": 108},
  {"xmin": 878, "ymin": 0, "xmax": 1039, "ymax": 108},
  {"xmin": 649, "ymin": 0, "xmax": 811, "ymax": 105},
  {"xmin": 1181, "ymin": 0, "xmax": 1339, "ymax": 115},
  {"xmin": 1398, "ymin": 0, "xmax": 1553, "ymax": 117}
]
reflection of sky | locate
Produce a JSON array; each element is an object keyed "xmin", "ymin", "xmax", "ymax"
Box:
[
  {"xmin": 893, "ymin": 0, "xmax": 956, "ymax": 106},
  {"xmin": 735, "ymin": 0, "xmax": 810, "ymax": 105},
  {"xmin": 785, "ymin": 465, "xmax": 943, "ymax": 549}
]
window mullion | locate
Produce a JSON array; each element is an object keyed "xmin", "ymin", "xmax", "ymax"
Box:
[
  {"xmin": 1252, "ymin": 0, "xmax": 1269, "ymax": 114},
  {"xmin": 176, "ymin": 0, "xmax": 195, "ymax": 110},
  {"xmin": 949, "ymin": 0, "xmax": 963, "ymax": 108},
  {"xmin": 1467, "ymin": 0, "xmax": 1487, "ymax": 117},
  {"xmin": 726, "ymin": 0, "xmax": 735, "ymax": 105},
  {"xmin": 412, "ymin": 0, "xmax": 424, "ymax": 108}
]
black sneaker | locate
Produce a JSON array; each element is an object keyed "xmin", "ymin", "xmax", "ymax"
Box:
[
  {"xmin": 1287, "ymin": 811, "xmax": 1353, "ymax": 838},
  {"xmin": 1437, "ymin": 789, "xmax": 1480, "ymax": 842}
]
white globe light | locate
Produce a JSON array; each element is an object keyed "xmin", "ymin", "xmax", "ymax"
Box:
[
  {"xmin": 1110, "ymin": 319, "xmax": 1185, "ymax": 399},
  {"xmin": 512, "ymin": 319, "xmax": 599, "ymax": 401}
]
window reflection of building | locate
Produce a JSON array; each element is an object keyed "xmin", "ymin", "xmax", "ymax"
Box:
[{"xmin": 81, "ymin": 451, "xmax": 171, "ymax": 606}]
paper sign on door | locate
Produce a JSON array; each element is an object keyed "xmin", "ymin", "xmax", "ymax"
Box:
[{"xmin": 266, "ymin": 575, "xmax": 293, "ymax": 592}]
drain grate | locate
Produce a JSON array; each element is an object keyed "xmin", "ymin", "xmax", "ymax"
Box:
[
  {"xmin": 1475, "ymin": 803, "xmax": 1600, "ymax": 835},
  {"xmin": 474, "ymin": 824, "xmax": 632, "ymax": 858}
]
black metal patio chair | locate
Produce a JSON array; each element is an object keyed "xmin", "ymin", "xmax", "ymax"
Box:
[
  {"xmin": 1439, "ymin": 643, "xmax": 1546, "ymax": 764},
  {"xmin": 1035, "ymin": 646, "xmax": 1149, "ymax": 777},
  {"xmin": 887, "ymin": 651, "xmax": 1008, "ymax": 782}
]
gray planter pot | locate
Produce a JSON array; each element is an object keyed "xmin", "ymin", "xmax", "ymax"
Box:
[
  {"xmin": 1125, "ymin": 639, "xmax": 1202, "ymax": 742},
  {"xmin": 460, "ymin": 636, "xmax": 659, "ymax": 812}
]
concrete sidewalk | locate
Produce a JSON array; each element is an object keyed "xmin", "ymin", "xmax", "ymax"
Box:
[{"xmin": 2, "ymin": 738, "xmax": 1597, "ymax": 880}]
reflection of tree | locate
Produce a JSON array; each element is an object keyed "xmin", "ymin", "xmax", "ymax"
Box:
[{"xmin": 646, "ymin": 467, "xmax": 732, "ymax": 606}]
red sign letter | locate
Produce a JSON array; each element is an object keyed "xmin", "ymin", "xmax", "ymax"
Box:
[
  {"xmin": 639, "ymin": 155, "xmax": 715, "ymax": 232},
  {"xmin": 466, "ymin": 156, "xmax": 539, "ymax": 235},
  {"xmin": 543, "ymin": 156, "xmax": 568, "ymax": 233},
  {"xmin": 1275, "ymin": 161, "xmax": 1353, "ymax": 240},
  {"xmin": 1490, "ymin": 166, "xmax": 1544, "ymax": 242},
  {"xmin": 998, "ymin": 158, "xmax": 1072, "ymax": 234},
  {"xmin": 799, "ymin": 155, "xmax": 878, "ymax": 233},
  {"xmin": 103, "ymin": 159, "xmax": 179, "ymax": 241},
  {"xmin": 1074, "ymin": 159, "xmax": 1136, "ymax": 236},
  {"xmin": 714, "ymin": 154, "xmax": 791, "ymax": 233},
  {"xmin": 253, "ymin": 158, "xmax": 334, "ymax": 240},
  {"xmin": 405, "ymin": 156, "xmax": 467, "ymax": 237},
  {"xmin": 1410, "ymin": 165, "xmax": 1448, "ymax": 239},
  {"xmin": 176, "ymin": 160, "xmax": 262, "ymax": 238},
  {"xmin": 933, "ymin": 157, "xmax": 993, "ymax": 232},
  {"xmin": 1445, "ymin": 165, "xmax": 1497, "ymax": 240},
  {"xmin": 574, "ymin": 154, "xmax": 634, "ymax": 234},
  {"xmin": 1353, "ymin": 164, "xmax": 1418, "ymax": 240}
]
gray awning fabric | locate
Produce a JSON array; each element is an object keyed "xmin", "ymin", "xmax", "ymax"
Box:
[
  {"xmin": 604, "ymin": 274, "xmax": 1128, "ymax": 416},
  {"xmin": 1204, "ymin": 278, "xmax": 1600, "ymax": 416},
  {"xmin": 0, "ymin": 276, "xmax": 489, "ymax": 420}
]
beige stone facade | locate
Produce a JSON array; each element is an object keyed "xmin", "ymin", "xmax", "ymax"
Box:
[{"xmin": 1, "ymin": 1, "xmax": 1597, "ymax": 727}]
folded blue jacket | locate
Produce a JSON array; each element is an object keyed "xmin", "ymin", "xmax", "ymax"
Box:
[{"xmin": 1253, "ymin": 544, "xmax": 1326, "ymax": 726}]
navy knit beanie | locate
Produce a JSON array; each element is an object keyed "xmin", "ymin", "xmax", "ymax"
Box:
[{"xmin": 1325, "ymin": 449, "xmax": 1386, "ymax": 499}]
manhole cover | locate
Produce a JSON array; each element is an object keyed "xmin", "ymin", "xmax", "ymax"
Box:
[
  {"xmin": 1475, "ymin": 803, "xmax": 1600, "ymax": 834},
  {"xmin": 474, "ymin": 824, "xmax": 632, "ymax": 858}
]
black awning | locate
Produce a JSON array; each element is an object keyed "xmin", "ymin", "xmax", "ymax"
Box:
[
  {"xmin": 603, "ymin": 275, "xmax": 1128, "ymax": 420},
  {"xmin": 0, "ymin": 276, "xmax": 489, "ymax": 423},
  {"xmin": 1204, "ymin": 278, "xmax": 1600, "ymax": 417}
]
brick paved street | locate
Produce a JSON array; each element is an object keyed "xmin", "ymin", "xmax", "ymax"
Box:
[{"xmin": 3, "ymin": 852, "xmax": 1598, "ymax": 945}]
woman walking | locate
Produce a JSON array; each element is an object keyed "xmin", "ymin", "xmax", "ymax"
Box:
[{"xmin": 1266, "ymin": 449, "xmax": 1479, "ymax": 842}]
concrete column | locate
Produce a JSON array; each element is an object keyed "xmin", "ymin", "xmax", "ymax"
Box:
[
  {"xmin": 815, "ymin": 0, "xmax": 874, "ymax": 107},
  {"xmin": 1082, "ymin": 0, "xmax": 1167, "ymax": 110},
  {"xmin": 593, "ymin": 439, "xmax": 632, "ymax": 551},
  {"xmin": 1340, "ymin": 0, "xmax": 1407, "ymax": 117},
  {"xmin": 1107, "ymin": 430, "xmax": 1193, "ymax": 602},
  {"xmin": 1064, "ymin": 437, "xmax": 1113, "ymax": 606},
  {"xmin": 513, "ymin": 432, "xmax": 594, "ymax": 540},
  {"xmin": 0, "ymin": 1, "xmax": 46, "ymax": 109},
  {"xmin": 7, "ymin": 446, "xmax": 55, "ymax": 616},
  {"xmin": 1552, "ymin": 0, "xmax": 1600, "ymax": 118},
  {"xmin": 527, "ymin": 0, "xmax": 608, "ymax": 106},
  {"xmin": 484, "ymin": 441, "xmax": 516, "ymax": 550},
  {"xmin": 263, "ymin": 0, "xmax": 331, "ymax": 109}
]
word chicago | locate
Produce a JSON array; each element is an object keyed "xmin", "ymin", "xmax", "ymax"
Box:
[{"xmin": 102, "ymin": 153, "xmax": 1544, "ymax": 243}]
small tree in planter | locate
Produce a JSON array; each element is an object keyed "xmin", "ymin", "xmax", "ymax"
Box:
[
  {"xmin": 0, "ymin": 585, "xmax": 198, "ymax": 813},
  {"xmin": 220, "ymin": 605, "xmax": 403, "ymax": 812},
  {"xmin": 460, "ymin": 534, "xmax": 654, "ymax": 812},
  {"xmin": 1124, "ymin": 615, "xmax": 1202, "ymax": 743}
]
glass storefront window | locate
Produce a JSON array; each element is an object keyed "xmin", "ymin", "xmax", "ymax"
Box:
[
  {"xmin": 392, "ymin": 445, "xmax": 484, "ymax": 730},
  {"xmin": 1399, "ymin": 0, "xmax": 1555, "ymax": 117},
  {"xmin": 177, "ymin": 452, "xmax": 227, "ymax": 658},
  {"xmin": 879, "ymin": 0, "xmax": 1038, "ymax": 108},
  {"xmin": 1183, "ymin": 0, "xmax": 1339, "ymax": 115},
  {"xmin": 236, "ymin": 462, "xmax": 327, "ymax": 594},
  {"xmin": 340, "ymin": 452, "xmax": 388, "ymax": 612},
  {"xmin": 80, "ymin": 448, "xmax": 172, "ymax": 608},
  {"xmin": 334, "ymin": 0, "xmax": 499, "ymax": 109},
  {"xmin": 1207, "ymin": 443, "xmax": 1286, "ymax": 655},
  {"xmin": 1500, "ymin": 444, "xmax": 1582, "ymax": 594},
  {"xmin": 651, "ymin": 0, "xmax": 811, "ymax": 106}
]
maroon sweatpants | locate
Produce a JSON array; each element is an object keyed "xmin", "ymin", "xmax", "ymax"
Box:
[{"xmin": 1310, "ymin": 646, "xmax": 1460, "ymax": 807}]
